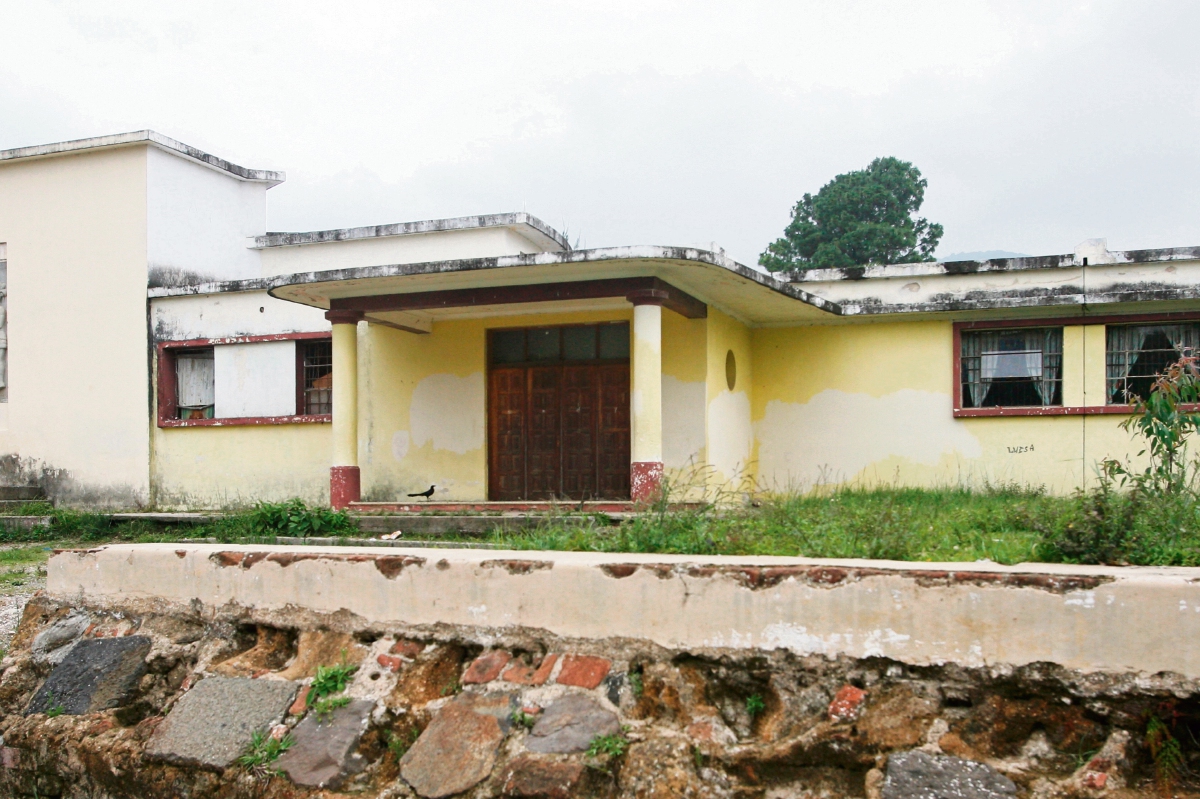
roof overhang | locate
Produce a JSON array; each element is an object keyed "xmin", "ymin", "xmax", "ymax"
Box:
[
  {"xmin": 0, "ymin": 130, "xmax": 284, "ymax": 187},
  {"xmin": 253, "ymin": 246, "xmax": 842, "ymax": 326}
]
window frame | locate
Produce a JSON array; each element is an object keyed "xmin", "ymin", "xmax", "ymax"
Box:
[
  {"xmin": 952, "ymin": 312, "xmax": 1200, "ymax": 418},
  {"xmin": 157, "ymin": 332, "xmax": 333, "ymax": 428}
]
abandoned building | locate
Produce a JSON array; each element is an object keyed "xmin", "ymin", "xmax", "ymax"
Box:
[{"xmin": 1, "ymin": 130, "xmax": 1199, "ymax": 508}]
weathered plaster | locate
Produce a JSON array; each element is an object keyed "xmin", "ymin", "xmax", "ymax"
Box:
[
  {"xmin": 49, "ymin": 543, "xmax": 1200, "ymax": 679},
  {"xmin": 756, "ymin": 389, "xmax": 981, "ymax": 489}
]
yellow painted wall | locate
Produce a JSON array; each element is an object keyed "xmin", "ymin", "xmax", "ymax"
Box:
[
  {"xmin": 151, "ymin": 424, "xmax": 331, "ymax": 508},
  {"xmin": 0, "ymin": 146, "xmax": 152, "ymax": 505},
  {"xmin": 705, "ymin": 309, "xmax": 754, "ymax": 489},
  {"xmin": 661, "ymin": 310, "xmax": 707, "ymax": 491},
  {"xmin": 751, "ymin": 319, "xmax": 1145, "ymax": 494},
  {"xmin": 359, "ymin": 309, "xmax": 634, "ymax": 502}
]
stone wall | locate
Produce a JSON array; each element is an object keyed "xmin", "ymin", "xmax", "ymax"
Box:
[{"xmin": 0, "ymin": 545, "xmax": 1198, "ymax": 797}]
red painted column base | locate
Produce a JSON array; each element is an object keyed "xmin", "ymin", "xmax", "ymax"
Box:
[
  {"xmin": 630, "ymin": 461, "xmax": 664, "ymax": 503},
  {"xmin": 330, "ymin": 466, "xmax": 361, "ymax": 510}
]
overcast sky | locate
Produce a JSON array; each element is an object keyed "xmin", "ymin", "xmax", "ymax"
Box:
[{"xmin": 2, "ymin": 1, "xmax": 1197, "ymax": 265}]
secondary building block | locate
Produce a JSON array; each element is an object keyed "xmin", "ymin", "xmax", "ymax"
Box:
[
  {"xmin": 25, "ymin": 636, "xmax": 152, "ymax": 716},
  {"xmin": 145, "ymin": 677, "xmax": 298, "ymax": 769}
]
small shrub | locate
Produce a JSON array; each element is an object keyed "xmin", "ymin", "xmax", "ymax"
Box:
[
  {"xmin": 249, "ymin": 499, "xmax": 357, "ymax": 538},
  {"xmin": 1034, "ymin": 482, "xmax": 1135, "ymax": 565},
  {"xmin": 745, "ymin": 694, "xmax": 766, "ymax": 717},
  {"xmin": 237, "ymin": 730, "xmax": 294, "ymax": 778},
  {"xmin": 311, "ymin": 660, "xmax": 357, "ymax": 699},
  {"xmin": 587, "ymin": 732, "xmax": 629, "ymax": 758}
]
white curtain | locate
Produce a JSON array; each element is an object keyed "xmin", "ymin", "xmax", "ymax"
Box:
[
  {"xmin": 176, "ymin": 352, "xmax": 214, "ymax": 408},
  {"xmin": 963, "ymin": 328, "xmax": 1061, "ymax": 407},
  {"xmin": 1107, "ymin": 324, "xmax": 1200, "ymax": 401}
]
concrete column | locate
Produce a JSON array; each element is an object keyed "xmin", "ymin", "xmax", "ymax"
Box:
[
  {"xmin": 327, "ymin": 311, "xmax": 363, "ymax": 509},
  {"xmin": 628, "ymin": 290, "xmax": 665, "ymax": 502}
]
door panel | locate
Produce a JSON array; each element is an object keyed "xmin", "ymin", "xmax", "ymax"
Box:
[
  {"xmin": 526, "ymin": 366, "xmax": 561, "ymax": 499},
  {"xmin": 561, "ymin": 365, "xmax": 598, "ymax": 499},
  {"xmin": 597, "ymin": 365, "xmax": 631, "ymax": 499},
  {"xmin": 488, "ymin": 362, "xmax": 630, "ymax": 501},
  {"xmin": 488, "ymin": 368, "xmax": 526, "ymax": 500}
]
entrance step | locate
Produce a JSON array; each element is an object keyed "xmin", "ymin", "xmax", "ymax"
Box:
[
  {"xmin": 349, "ymin": 500, "xmax": 640, "ymax": 514},
  {"xmin": 352, "ymin": 513, "xmax": 611, "ymax": 536}
]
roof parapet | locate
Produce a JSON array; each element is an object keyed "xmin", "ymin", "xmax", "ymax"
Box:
[
  {"xmin": 787, "ymin": 243, "xmax": 1200, "ymax": 283},
  {"xmin": 0, "ymin": 130, "xmax": 284, "ymax": 187},
  {"xmin": 252, "ymin": 212, "xmax": 570, "ymax": 252}
]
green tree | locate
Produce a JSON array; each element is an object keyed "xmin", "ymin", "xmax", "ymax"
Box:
[{"xmin": 759, "ymin": 157, "xmax": 943, "ymax": 271}]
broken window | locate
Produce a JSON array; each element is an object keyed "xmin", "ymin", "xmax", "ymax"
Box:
[
  {"xmin": 301, "ymin": 339, "xmax": 333, "ymax": 415},
  {"xmin": 175, "ymin": 348, "xmax": 215, "ymax": 419},
  {"xmin": 1107, "ymin": 323, "xmax": 1200, "ymax": 404},
  {"xmin": 960, "ymin": 328, "xmax": 1063, "ymax": 408}
]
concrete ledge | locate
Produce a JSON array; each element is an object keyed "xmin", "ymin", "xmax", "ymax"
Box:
[
  {"xmin": 48, "ymin": 544, "xmax": 1200, "ymax": 678},
  {"xmin": 0, "ymin": 515, "xmax": 51, "ymax": 531}
]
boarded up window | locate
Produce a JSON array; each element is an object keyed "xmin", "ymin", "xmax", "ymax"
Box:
[
  {"xmin": 176, "ymin": 349, "xmax": 215, "ymax": 419},
  {"xmin": 213, "ymin": 341, "xmax": 296, "ymax": 418}
]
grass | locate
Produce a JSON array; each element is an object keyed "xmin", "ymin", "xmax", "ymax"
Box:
[
  {"xmin": 237, "ymin": 730, "xmax": 294, "ymax": 778},
  {"xmin": 587, "ymin": 732, "xmax": 630, "ymax": 758},
  {"xmin": 483, "ymin": 485, "xmax": 1055, "ymax": 564},
  {"xmin": 311, "ymin": 694, "xmax": 351, "ymax": 722},
  {"xmin": 9, "ymin": 484, "xmax": 1200, "ymax": 567}
]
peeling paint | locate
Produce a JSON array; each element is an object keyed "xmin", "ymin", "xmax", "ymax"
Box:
[{"xmin": 756, "ymin": 389, "xmax": 981, "ymax": 489}]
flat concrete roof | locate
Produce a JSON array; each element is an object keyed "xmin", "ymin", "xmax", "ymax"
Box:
[
  {"xmin": 787, "ymin": 245, "xmax": 1200, "ymax": 283},
  {"xmin": 150, "ymin": 245, "xmax": 843, "ymax": 324},
  {"xmin": 0, "ymin": 130, "xmax": 285, "ymax": 186},
  {"xmin": 254, "ymin": 212, "xmax": 569, "ymax": 252}
]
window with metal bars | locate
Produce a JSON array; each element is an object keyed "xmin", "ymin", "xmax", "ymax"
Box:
[
  {"xmin": 960, "ymin": 328, "xmax": 1063, "ymax": 408},
  {"xmin": 1107, "ymin": 323, "xmax": 1200, "ymax": 404},
  {"xmin": 301, "ymin": 340, "xmax": 333, "ymax": 415}
]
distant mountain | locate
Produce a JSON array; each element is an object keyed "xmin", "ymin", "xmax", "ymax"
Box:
[{"xmin": 938, "ymin": 250, "xmax": 1030, "ymax": 262}]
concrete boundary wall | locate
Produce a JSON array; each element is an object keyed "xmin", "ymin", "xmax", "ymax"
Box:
[{"xmin": 48, "ymin": 544, "xmax": 1200, "ymax": 678}]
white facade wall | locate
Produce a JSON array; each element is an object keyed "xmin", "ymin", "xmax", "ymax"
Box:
[
  {"xmin": 152, "ymin": 290, "xmax": 329, "ymax": 341},
  {"xmin": 257, "ymin": 227, "xmax": 557, "ymax": 277},
  {"xmin": 0, "ymin": 146, "xmax": 151, "ymax": 504},
  {"xmin": 146, "ymin": 146, "xmax": 267, "ymax": 286}
]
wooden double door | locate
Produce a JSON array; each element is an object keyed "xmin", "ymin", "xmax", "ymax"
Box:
[{"xmin": 488, "ymin": 363, "xmax": 631, "ymax": 500}]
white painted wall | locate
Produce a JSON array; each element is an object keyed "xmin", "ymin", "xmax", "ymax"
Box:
[
  {"xmin": 0, "ymin": 145, "xmax": 151, "ymax": 504},
  {"xmin": 146, "ymin": 146, "xmax": 267, "ymax": 286},
  {"xmin": 214, "ymin": 341, "xmax": 297, "ymax": 418},
  {"xmin": 152, "ymin": 291, "xmax": 329, "ymax": 341},
  {"xmin": 258, "ymin": 226, "xmax": 553, "ymax": 277}
]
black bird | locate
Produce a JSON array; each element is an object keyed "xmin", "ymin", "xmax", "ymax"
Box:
[{"xmin": 408, "ymin": 485, "xmax": 435, "ymax": 499}]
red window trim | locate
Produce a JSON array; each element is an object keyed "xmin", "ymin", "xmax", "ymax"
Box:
[
  {"xmin": 952, "ymin": 312, "xmax": 1200, "ymax": 418},
  {"xmin": 157, "ymin": 332, "xmax": 333, "ymax": 428}
]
